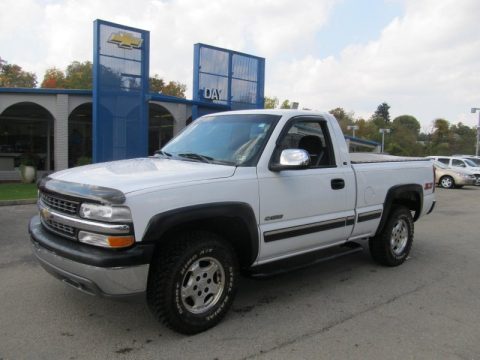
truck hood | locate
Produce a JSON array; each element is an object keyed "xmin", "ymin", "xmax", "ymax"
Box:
[{"xmin": 50, "ymin": 158, "xmax": 236, "ymax": 194}]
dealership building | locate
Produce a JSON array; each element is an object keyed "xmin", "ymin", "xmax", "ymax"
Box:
[
  {"xmin": 0, "ymin": 20, "xmax": 378, "ymax": 181},
  {"xmin": 0, "ymin": 20, "xmax": 266, "ymax": 181}
]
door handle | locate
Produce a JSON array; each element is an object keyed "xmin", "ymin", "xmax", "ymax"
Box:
[{"xmin": 331, "ymin": 178, "xmax": 345, "ymax": 190}]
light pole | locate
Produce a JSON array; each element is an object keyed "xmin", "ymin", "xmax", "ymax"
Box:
[
  {"xmin": 471, "ymin": 108, "xmax": 480, "ymax": 157},
  {"xmin": 379, "ymin": 128, "xmax": 391, "ymax": 153},
  {"xmin": 347, "ymin": 125, "xmax": 359, "ymax": 138}
]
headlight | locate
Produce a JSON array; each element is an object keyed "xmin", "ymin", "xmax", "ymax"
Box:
[{"xmin": 79, "ymin": 203, "xmax": 132, "ymax": 222}]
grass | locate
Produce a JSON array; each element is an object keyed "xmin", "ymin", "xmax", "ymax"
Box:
[{"xmin": 0, "ymin": 183, "xmax": 37, "ymax": 201}]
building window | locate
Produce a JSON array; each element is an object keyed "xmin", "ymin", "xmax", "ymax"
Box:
[
  {"xmin": 0, "ymin": 102, "xmax": 54, "ymax": 171},
  {"xmin": 149, "ymin": 103, "xmax": 174, "ymax": 154},
  {"xmin": 69, "ymin": 103, "xmax": 92, "ymax": 167}
]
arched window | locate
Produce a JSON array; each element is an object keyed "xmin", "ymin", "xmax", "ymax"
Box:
[
  {"xmin": 149, "ymin": 103, "xmax": 174, "ymax": 154},
  {"xmin": 0, "ymin": 102, "xmax": 54, "ymax": 171},
  {"xmin": 68, "ymin": 103, "xmax": 92, "ymax": 167}
]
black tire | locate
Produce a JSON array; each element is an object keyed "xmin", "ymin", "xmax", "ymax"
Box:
[
  {"xmin": 369, "ymin": 206, "xmax": 414, "ymax": 267},
  {"xmin": 439, "ymin": 175, "xmax": 454, "ymax": 189},
  {"xmin": 147, "ymin": 231, "xmax": 238, "ymax": 334}
]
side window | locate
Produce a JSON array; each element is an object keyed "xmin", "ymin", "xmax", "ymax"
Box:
[
  {"xmin": 274, "ymin": 119, "xmax": 336, "ymax": 168},
  {"xmin": 437, "ymin": 158, "xmax": 449, "ymax": 165},
  {"xmin": 452, "ymin": 159, "xmax": 466, "ymax": 167}
]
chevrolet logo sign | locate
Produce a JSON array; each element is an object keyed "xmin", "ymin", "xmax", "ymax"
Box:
[{"xmin": 108, "ymin": 32, "xmax": 143, "ymax": 50}]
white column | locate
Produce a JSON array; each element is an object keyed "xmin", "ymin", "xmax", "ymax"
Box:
[{"xmin": 54, "ymin": 94, "xmax": 69, "ymax": 171}]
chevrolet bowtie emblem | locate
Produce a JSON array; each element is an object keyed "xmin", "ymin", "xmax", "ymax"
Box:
[
  {"xmin": 40, "ymin": 208, "xmax": 52, "ymax": 221},
  {"xmin": 108, "ymin": 32, "xmax": 143, "ymax": 49}
]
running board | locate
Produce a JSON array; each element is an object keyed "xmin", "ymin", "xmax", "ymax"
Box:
[{"xmin": 248, "ymin": 242, "xmax": 364, "ymax": 278}]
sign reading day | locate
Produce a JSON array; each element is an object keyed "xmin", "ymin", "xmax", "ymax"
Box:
[{"xmin": 192, "ymin": 43, "xmax": 265, "ymax": 119}]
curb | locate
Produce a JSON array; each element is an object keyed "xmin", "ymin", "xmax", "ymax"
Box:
[{"xmin": 0, "ymin": 199, "xmax": 37, "ymax": 206}]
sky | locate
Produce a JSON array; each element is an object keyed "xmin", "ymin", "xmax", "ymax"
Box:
[{"xmin": 1, "ymin": 0, "xmax": 480, "ymax": 131}]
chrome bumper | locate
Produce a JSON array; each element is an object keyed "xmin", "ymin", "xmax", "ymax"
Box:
[{"xmin": 31, "ymin": 239, "xmax": 149, "ymax": 297}]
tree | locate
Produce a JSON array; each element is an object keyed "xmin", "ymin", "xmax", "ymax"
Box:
[
  {"xmin": 64, "ymin": 61, "xmax": 92, "ymax": 89},
  {"xmin": 0, "ymin": 62, "xmax": 37, "ymax": 88},
  {"xmin": 149, "ymin": 74, "xmax": 165, "ymax": 93},
  {"xmin": 449, "ymin": 122, "xmax": 476, "ymax": 155},
  {"xmin": 329, "ymin": 107, "xmax": 354, "ymax": 133},
  {"xmin": 372, "ymin": 102, "xmax": 391, "ymax": 124},
  {"xmin": 387, "ymin": 115, "xmax": 423, "ymax": 156},
  {"xmin": 162, "ymin": 81, "xmax": 186, "ymax": 98},
  {"xmin": 431, "ymin": 119, "xmax": 450, "ymax": 144},
  {"xmin": 280, "ymin": 99, "xmax": 291, "ymax": 109},
  {"xmin": 391, "ymin": 115, "xmax": 420, "ymax": 135},
  {"xmin": 39, "ymin": 63, "xmax": 187, "ymax": 97},
  {"xmin": 41, "ymin": 67, "xmax": 66, "ymax": 88},
  {"xmin": 264, "ymin": 96, "xmax": 279, "ymax": 109},
  {"xmin": 149, "ymin": 74, "xmax": 186, "ymax": 98}
]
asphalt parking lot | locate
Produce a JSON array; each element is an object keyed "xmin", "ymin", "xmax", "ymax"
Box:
[{"xmin": 1, "ymin": 187, "xmax": 480, "ymax": 360}]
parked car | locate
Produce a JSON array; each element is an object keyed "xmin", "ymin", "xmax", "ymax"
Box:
[
  {"xmin": 452, "ymin": 155, "xmax": 480, "ymax": 167},
  {"xmin": 432, "ymin": 161, "xmax": 476, "ymax": 188},
  {"xmin": 428, "ymin": 156, "xmax": 480, "ymax": 185}
]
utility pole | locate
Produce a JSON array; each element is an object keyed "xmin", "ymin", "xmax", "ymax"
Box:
[
  {"xmin": 471, "ymin": 108, "xmax": 480, "ymax": 157},
  {"xmin": 379, "ymin": 128, "xmax": 391, "ymax": 153}
]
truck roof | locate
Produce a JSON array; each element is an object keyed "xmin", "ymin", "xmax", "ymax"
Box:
[{"xmin": 203, "ymin": 109, "xmax": 332, "ymax": 118}]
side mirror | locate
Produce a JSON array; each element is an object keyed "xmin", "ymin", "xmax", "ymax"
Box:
[{"xmin": 270, "ymin": 149, "xmax": 310, "ymax": 171}]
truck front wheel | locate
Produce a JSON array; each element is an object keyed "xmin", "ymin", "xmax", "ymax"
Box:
[
  {"xmin": 147, "ymin": 231, "xmax": 238, "ymax": 334},
  {"xmin": 369, "ymin": 206, "xmax": 414, "ymax": 266}
]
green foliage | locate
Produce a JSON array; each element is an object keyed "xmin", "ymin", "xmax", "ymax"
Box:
[
  {"xmin": 0, "ymin": 183, "xmax": 37, "ymax": 201},
  {"xmin": 264, "ymin": 96, "xmax": 279, "ymax": 109},
  {"xmin": 65, "ymin": 61, "xmax": 93, "ymax": 89},
  {"xmin": 329, "ymin": 107, "xmax": 355, "ymax": 133},
  {"xmin": 392, "ymin": 115, "xmax": 420, "ymax": 135},
  {"xmin": 149, "ymin": 74, "xmax": 165, "ymax": 92},
  {"xmin": 163, "ymin": 81, "xmax": 187, "ymax": 98},
  {"xmin": 0, "ymin": 62, "xmax": 37, "ymax": 88},
  {"xmin": 149, "ymin": 74, "xmax": 186, "ymax": 98},
  {"xmin": 280, "ymin": 99, "xmax": 291, "ymax": 109},
  {"xmin": 39, "ymin": 63, "xmax": 187, "ymax": 97},
  {"xmin": 372, "ymin": 102, "xmax": 391, "ymax": 124},
  {"xmin": 41, "ymin": 67, "xmax": 66, "ymax": 88},
  {"xmin": 40, "ymin": 61, "xmax": 92, "ymax": 89}
]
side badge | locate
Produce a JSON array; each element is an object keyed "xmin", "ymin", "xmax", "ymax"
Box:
[{"xmin": 265, "ymin": 214, "xmax": 283, "ymax": 221}]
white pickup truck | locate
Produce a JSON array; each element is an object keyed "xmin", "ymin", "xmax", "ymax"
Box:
[{"xmin": 29, "ymin": 110, "xmax": 436, "ymax": 334}]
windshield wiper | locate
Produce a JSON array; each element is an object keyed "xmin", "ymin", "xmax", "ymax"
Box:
[
  {"xmin": 178, "ymin": 153, "xmax": 213, "ymax": 163},
  {"xmin": 154, "ymin": 150, "xmax": 172, "ymax": 158}
]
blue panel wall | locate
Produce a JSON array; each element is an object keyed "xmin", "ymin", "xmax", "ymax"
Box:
[
  {"xmin": 93, "ymin": 20, "xmax": 149, "ymax": 163},
  {"xmin": 192, "ymin": 44, "xmax": 265, "ymax": 119}
]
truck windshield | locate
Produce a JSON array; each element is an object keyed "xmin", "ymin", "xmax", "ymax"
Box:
[{"xmin": 161, "ymin": 114, "xmax": 280, "ymax": 166}]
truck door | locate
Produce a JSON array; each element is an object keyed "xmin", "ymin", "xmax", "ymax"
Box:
[{"xmin": 256, "ymin": 116, "xmax": 356, "ymax": 263}]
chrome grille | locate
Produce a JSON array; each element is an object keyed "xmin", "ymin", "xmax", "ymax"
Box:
[
  {"xmin": 40, "ymin": 192, "xmax": 79, "ymax": 215},
  {"xmin": 41, "ymin": 218, "xmax": 77, "ymax": 239}
]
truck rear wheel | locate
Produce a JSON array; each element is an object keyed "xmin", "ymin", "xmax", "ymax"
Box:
[
  {"xmin": 147, "ymin": 231, "xmax": 238, "ymax": 334},
  {"xmin": 369, "ymin": 206, "xmax": 413, "ymax": 266}
]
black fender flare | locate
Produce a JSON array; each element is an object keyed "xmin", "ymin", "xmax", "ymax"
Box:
[
  {"xmin": 376, "ymin": 184, "xmax": 423, "ymax": 236},
  {"xmin": 141, "ymin": 202, "xmax": 259, "ymax": 266}
]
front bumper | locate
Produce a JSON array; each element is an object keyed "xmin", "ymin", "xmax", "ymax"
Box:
[
  {"xmin": 456, "ymin": 177, "xmax": 476, "ymax": 186},
  {"xmin": 29, "ymin": 216, "xmax": 154, "ymax": 297}
]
